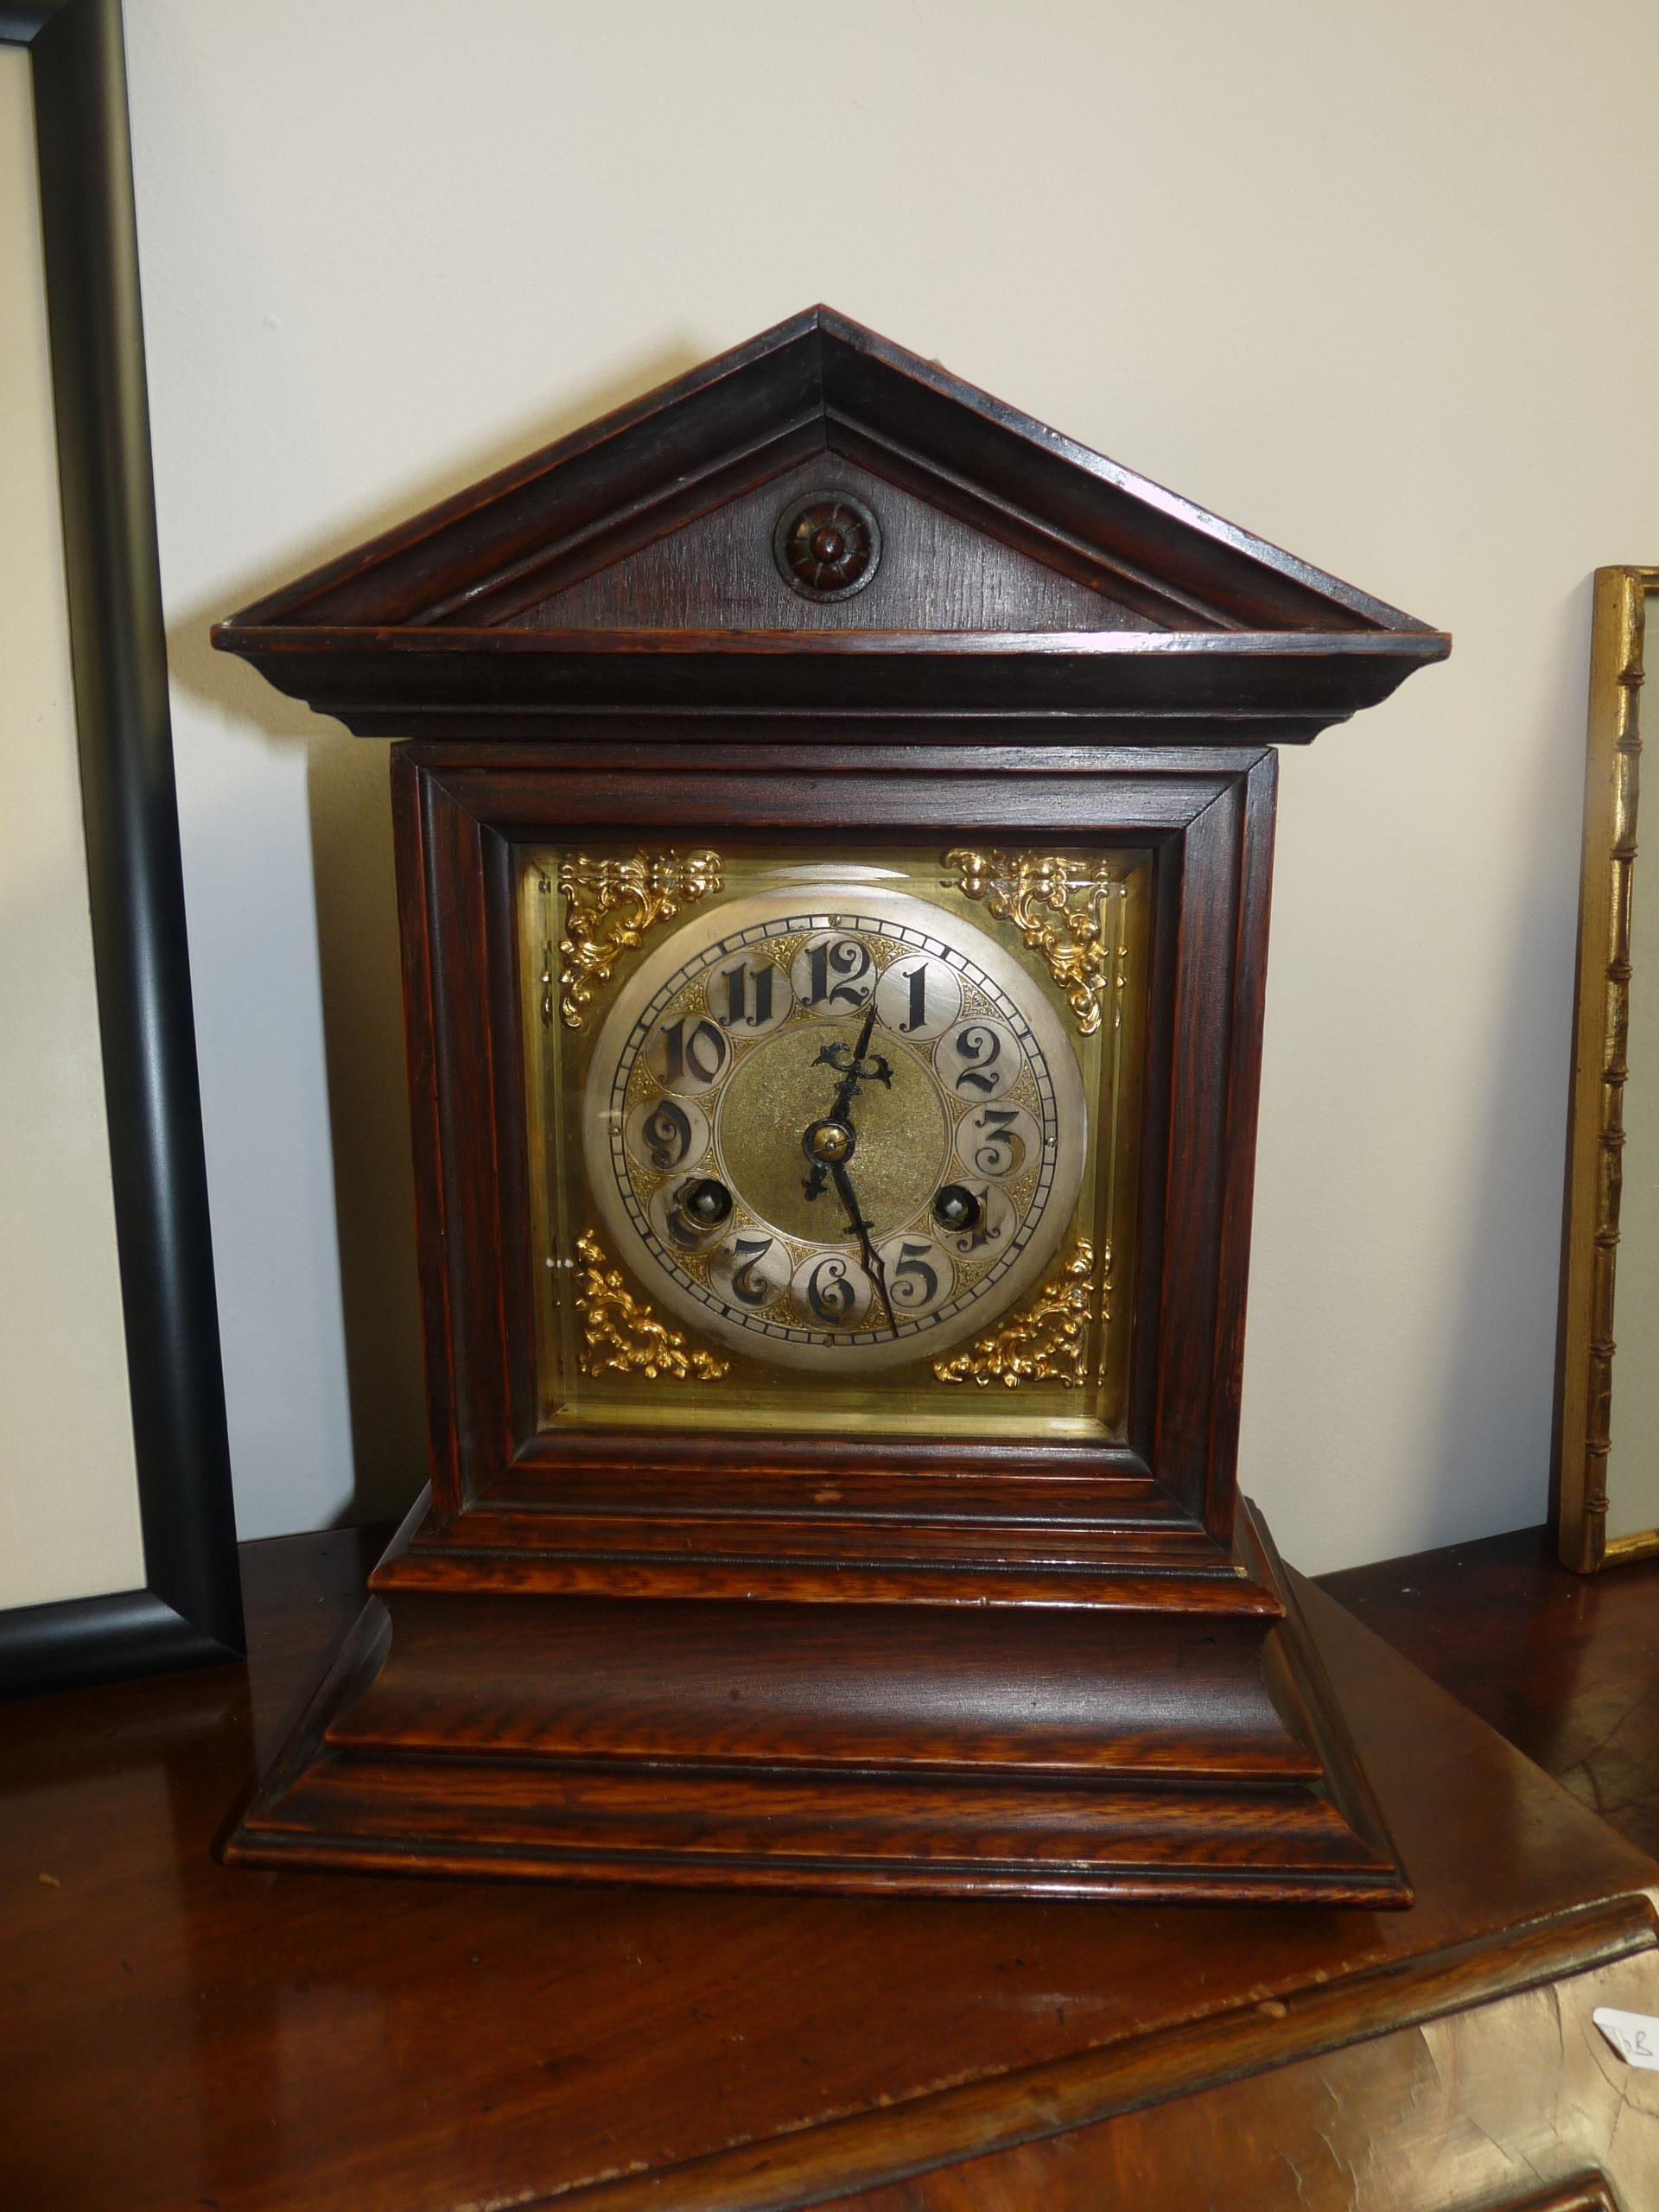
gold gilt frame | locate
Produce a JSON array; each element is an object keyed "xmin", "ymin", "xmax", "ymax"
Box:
[{"xmin": 1557, "ymin": 568, "xmax": 1659, "ymax": 1570}]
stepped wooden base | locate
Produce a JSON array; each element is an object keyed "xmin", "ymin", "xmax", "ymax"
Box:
[{"xmin": 227, "ymin": 1499, "xmax": 1408, "ymax": 1904}]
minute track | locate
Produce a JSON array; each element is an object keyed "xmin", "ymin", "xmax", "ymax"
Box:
[{"xmin": 584, "ymin": 886, "xmax": 1087, "ymax": 1373}]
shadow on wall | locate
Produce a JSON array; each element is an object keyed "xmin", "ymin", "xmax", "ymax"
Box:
[
  {"xmin": 1427, "ymin": 575, "xmax": 1588, "ymax": 1555},
  {"xmin": 166, "ymin": 338, "xmax": 706, "ymax": 1526}
]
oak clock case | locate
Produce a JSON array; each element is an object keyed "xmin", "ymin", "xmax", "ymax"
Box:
[{"xmin": 212, "ymin": 306, "xmax": 1449, "ymax": 1903}]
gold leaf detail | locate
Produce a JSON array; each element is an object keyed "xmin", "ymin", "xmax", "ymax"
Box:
[
  {"xmin": 556, "ymin": 849, "xmax": 722, "ymax": 1028},
  {"xmin": 944, "ymin": 848, "xmax": 1119, "ymax": 1035},
  {"xmin": 573, "ymin": 1230, "xmax": 728, "ymax": 1382},
  {"xmin": 931, "ymin": 1239, "xmax": 1103, "ymax": 1389}
]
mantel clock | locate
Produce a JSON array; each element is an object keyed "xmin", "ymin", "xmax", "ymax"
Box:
[{"xmin": 215, "ymin": 308, "xmax": 1447, "ymax": 1902}]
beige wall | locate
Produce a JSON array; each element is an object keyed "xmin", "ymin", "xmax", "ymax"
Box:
[
  {"xmin": 124, "ymin": 0, "xmax": 1659, "ymax": 1568},
  {"xmin": 0, "ymin": 48, "xmax": 146, "ymax": 1610}
]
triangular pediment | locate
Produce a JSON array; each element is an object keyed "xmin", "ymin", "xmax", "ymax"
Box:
[
  {"xmin": 497, "ymin": 456, "xmax": 1154, "ymax": 638},
  {"xmin": 215, "ymin": 307, "xmax": 1446, "ymax": 737}
]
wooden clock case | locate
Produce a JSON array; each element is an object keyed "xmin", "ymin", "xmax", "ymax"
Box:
[{"xmin": 215, "ymin": 308, "xmax": 1447, "ymax": 1903}]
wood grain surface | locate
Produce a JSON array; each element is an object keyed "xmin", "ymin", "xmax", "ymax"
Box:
[
  {"xmin": 1325, "ymin": 1523, "xmax": 1659, "ymax": 1862},
  {"xmin": 211, "ymin": 305, "xmax": 1448, "ymax": 734},
  {"xmin": 385, "ymin": 741, "xmax": 1262, "ymax": 1558},
  {"xmin": 506, "ymin": 454, "xmax": 1147, "ymax": 635},
  {"xmin": 223, "ymin": 734, "xmax": 1412, "ymax": 1902},
  {"xmin": 2, "ymin": 1529, "xmax": 1656, "ymax": 2210}
]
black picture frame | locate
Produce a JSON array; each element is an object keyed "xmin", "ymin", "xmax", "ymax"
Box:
[{"xmin": 0, "ymin": 0, "xmax": 243, "ymax": 1694}]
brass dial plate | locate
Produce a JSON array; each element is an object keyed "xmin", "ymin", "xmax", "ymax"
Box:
[{"xmin": 521, "ymin": 843, "xmax": 1149, "ymax": 1443}]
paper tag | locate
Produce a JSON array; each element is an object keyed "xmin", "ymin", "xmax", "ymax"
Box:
[{"xmin": 1593, "ymin": 2006, "xmax": 1659, "ymax": 2069}]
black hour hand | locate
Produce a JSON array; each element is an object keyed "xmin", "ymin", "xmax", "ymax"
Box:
[{"xmin": 812, "ymin": 1039, "xmax": 893, "ymax": 1088}]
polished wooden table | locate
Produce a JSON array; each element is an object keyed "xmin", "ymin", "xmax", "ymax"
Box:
[
  {"xmin": 3, "ymin": 1524, "xmax": 1658, "ymax": 2209},
  {"xmin": 1325, "ymin": 1523, "xmax": 1659, "ymax": 1864}
]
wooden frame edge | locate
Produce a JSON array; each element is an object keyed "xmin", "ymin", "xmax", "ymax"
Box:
[
  {"xmin": 401, "ymin": 752, "xmax": 1256, "ymax": 1554},
  {"xmin": 525, "ymin": 1891, "xmax": 1656, "ymax": 2210},
  {"xmin": 0, "ymin": 0, "xmax": 243, "ymax": 1692}
]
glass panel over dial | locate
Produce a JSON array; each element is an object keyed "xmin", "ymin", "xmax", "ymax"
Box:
[
  {"xmin": 587, "ymin": 889, "xmax": 1085, "ymax": 1371},
  {"xmin": 520, "ymin": 847, "xmax": 1149, "ymax": 1443}
]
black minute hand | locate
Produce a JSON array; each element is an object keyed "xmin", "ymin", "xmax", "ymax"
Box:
[
  {"xmin": 803, "ymin": 997, "xmax": 891, "ymax": 1204},
  {"xmin": 829, "ymin": 1001, "xmax": 881, "ymax": 1123},
  {"xmin": 830, "ymin": 1160, "xmax": 899, "ymax": 1337}
]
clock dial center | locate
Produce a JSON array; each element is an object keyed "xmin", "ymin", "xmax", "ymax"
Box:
[
  {"xmin": 715, "ymin": 1017, "xmax": 950, "ymax": 1248},
  {"xmin": 804, "ymin": 1118, "xmax": 855, "ymax": 1166}
]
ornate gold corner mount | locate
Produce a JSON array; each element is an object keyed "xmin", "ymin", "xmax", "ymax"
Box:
[
  {"xmin": 556, "ymin": 849, "xmax": 722, "ymax": 1029},
  {"xmin": 931, "ymin": 1238, "xmax": 1103, "ymax": 1389},
  {"xmin": 572, "ymin": 1229, "xmax": 729, "ymax": 1382},
  {"xmin": 944, "ymin": 848, "xmax": 1118, "ymax": 1035}
]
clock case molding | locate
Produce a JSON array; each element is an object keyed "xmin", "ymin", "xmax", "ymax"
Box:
[{"xmin": 215, "ymin": 308, "xmax": 1447, "ymax": 1902}]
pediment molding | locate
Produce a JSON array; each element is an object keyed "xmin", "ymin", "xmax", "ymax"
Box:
[{"xmin": 214, "ymin": 307, "xmax": 1447, "ymax": 738}]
